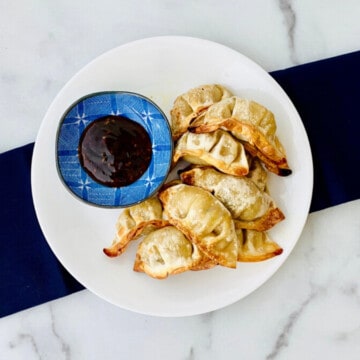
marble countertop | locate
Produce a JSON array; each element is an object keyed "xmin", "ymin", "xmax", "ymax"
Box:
[{"xmin": 1, "ymin": 1, "xmax": 359, "ymax": 359}]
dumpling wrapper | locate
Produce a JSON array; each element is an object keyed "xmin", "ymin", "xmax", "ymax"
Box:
[
  {"xmin": 246, "ymin": 157, "xmax": 268, "ymax": 192},
  {"xmin": 236, "ymin": 227, "xmax": 283, "ymax": 262},
  {"xmin": 173, "ymin": 130, "xmax": 249, "ymax": 176},
  {"xmin": 103, "ymin": 197, "xmax": 166, "ymax": 257},
  {"xmin": 159, "ymin": 183, "xmax": 238, "ymax": 268},
  {"xmin": 180, "ymin": 167, "xmax": 285, "ymax": 231},
  {"xmin": 170, "ymin": 84, "xmax": 233, "ymax": 140},
  {"xmin": 134, "ymin": 226, "xmax": 207, "ymax": 279},
  {"xmin": 190, "ymin": 96, "xmax": 292, "ymax": 176}
]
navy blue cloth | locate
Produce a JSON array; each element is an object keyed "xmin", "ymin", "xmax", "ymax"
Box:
[
  {"xmin": 270, "ymin": 50, "xmax": 360, "ymax": 212},
  {"xmin": 0, "ymin": 144, "xmax": 84, "ymax": 318},
  {"xmin": 1, "ymin": 51, "xmax": 360, "ymax": 318}
]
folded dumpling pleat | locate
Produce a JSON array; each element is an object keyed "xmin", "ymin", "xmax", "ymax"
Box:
[
  {"xmin": 236, "ymin": 227, "xmax": 283, "ymax": 262},
  {"xmin": 133, "ymin": 226, "xmax": 205, "ymax": 279},
  {"xmin": 103, "ymin": 197, "xmax": 166, "ymax": 257},
  {"xmin": 170, "ymin": 84, "xmax": 233, "ymax": 140},
  {"xmin": 190, "ymin": 97, "xmax": 292, "ymax": 176},
  {"xmin": 159, "ymin": 183, "xmax": 238, "ymax": 268},
  {"xmin": 180, "ymin": 167, "xmax": 285, "ymax": 231},
  {"xmin": 173, "ymin": 130, "xmax": 249, "ymax": 176}
]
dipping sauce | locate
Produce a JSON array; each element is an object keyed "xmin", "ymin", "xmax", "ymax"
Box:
[{"xmin": 78, "ymin": 115, "xmax": 152, "ymax": 187}]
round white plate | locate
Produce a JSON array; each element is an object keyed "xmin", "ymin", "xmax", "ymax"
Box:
[{"xmin": 31, "ymin": 36, "xmax": 313, "ymax": 317}]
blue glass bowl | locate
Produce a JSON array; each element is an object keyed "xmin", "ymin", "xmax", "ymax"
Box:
[{"xmin": 56, "ymin": 91, "xmax": 173, "ymax": 207}]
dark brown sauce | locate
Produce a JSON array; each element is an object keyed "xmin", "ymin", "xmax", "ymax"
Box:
[{"xmin": 78, "ymin": 115, "xmax": 152, "ymax": 187}]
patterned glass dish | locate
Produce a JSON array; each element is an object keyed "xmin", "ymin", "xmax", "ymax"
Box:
[{"xmin": 56, "ymin": 91, "xmax": 173, "ymax": 207}]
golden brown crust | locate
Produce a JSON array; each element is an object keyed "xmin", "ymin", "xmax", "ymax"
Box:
[
  {"xmin": 246, "ymin": 157, "xmax": 268, "ymax": 191},
  {"xmin": 236, "ymin": 228, "xmax": 283, "ymax": 262},
  {"xmin": 170, "ymin": 84, "xmax": 233, "ymax": 140},
  {"xmin": 180, "ymin": 166, "xmax": 285, "ymax": 231},
  {"xmin": 103, "ymin": 197, "xmax": 164, "ymax": 257},
  {"xmin": 234, "ymin": 208, "xmax": 285, "ymax": 232},
  {"xmin": 189, "ymin": 254, "xmax": 217, "ymax": 271},
  {"xmin": 243, "ymin": 142, "xmax": 292, "ymax": 176},
  {"xmin": 104, "ymin": 85, "xmax": 291, "ymax": 277},
  {"xmin": 133, "ymin": 226, "xmax": 205, "ymax": 279},
  {"xmin": 103, "ymin": 219, "xmax": 170, "ymax": 257},
  {"xmin": 189, "ymin": 97, "xmax": 292, "ymax": 176},
  {"xmin": 159, "ymin": 183, "xmax": 238, "ymax": 268},
  {"xmin": 173, "ymin": 130, "xmax": 249, "ymax": 176}
]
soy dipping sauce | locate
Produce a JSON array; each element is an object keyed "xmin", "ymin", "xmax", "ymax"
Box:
[{"xmin": 78, "ymin": 115, "xmax": 152, "ymax": 187}]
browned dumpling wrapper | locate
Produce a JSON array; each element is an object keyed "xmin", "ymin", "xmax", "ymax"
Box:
[
  {"xmin": 103, "ymin": 197, "xmax": 166, "ymax": 257},
  {"xmin": 173, "ymin": 130, "xmax": 249, "ymax": 176},
  {"xmin": 170, "ymin": 84, "xmax": 233, "ymax": 140},
  {"xmin": 159, "ymin": 183, "xmax": 238, "ymax": 268},
  {"xmin": 134, "ymin": 226, "xmax": 206, "ymax": 279},
  {"xmin": 189, "ymin": 253, "xmax": 217, "ymax": 271},
  {"xmin": 180, "ymin": 167, "xmax": 285, "ymax": 231},
  {"xmin": 236, "ymin": 227, "xmax": 283, "ymax": 262},
  {"xmin": 190, "ymin": 97, "xmax": 292, "ymax": 176},
  {"xmin": 246, "ymin": 157, "xmax": 268, "ymax": 192}
]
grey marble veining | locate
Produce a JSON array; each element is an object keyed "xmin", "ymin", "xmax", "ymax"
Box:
[
  {"xmin": 278, "ymin": 0, "xmax": 299, "ymax": 65},
  {"xmin": 50, "ymin": 306, "xmax": 71, "ymax": 360},
  {"xmin": 266, "ymin": 289, "xmax": 317, "ymax": 359}
]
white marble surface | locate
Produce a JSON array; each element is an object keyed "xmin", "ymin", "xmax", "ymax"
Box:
[{"xmin": 0, "ymin": 1, "xmax": 360, "ymax": 359}]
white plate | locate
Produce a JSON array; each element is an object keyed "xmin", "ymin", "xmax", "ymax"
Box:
[{"xmin": 31, "ymin": 36, "xmax": 313, "ymax": 317}]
